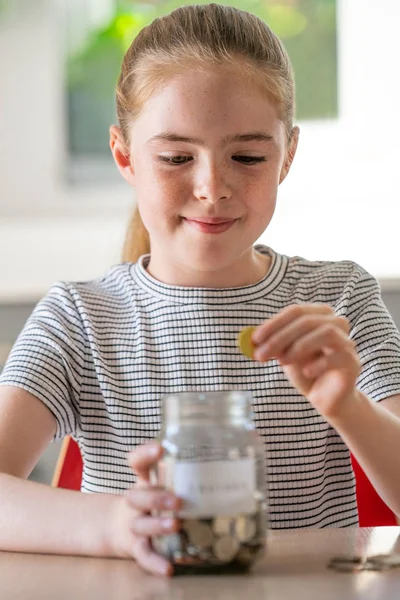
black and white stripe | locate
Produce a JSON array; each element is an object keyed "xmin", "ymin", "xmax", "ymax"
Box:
[{"xmin": 2, "ymin": 244, "xmax": 400, "ymax": 528}]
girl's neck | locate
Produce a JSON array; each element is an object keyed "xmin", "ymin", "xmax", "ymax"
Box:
[{"xmin": 145, "ymin": 248, "xmax": 271, "ymax": 289}]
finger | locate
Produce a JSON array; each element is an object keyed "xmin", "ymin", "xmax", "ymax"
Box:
[
  {"xmin": 336, "ymin": 315, "xmax": 351, "ymax": 335},
  {"xmin": 253, "ymin": 314, "xmax": 338, "ymax": 361},
  {"xmin": 127, "ymin": 443, "xmax": 163, "ymax": 482},
  {"xmin": 301, "ymin": 347, "xmax": 361, "ymax": 379},
  {"xmin": 124, "ymin": 487, "xmax": 182, "ymax": 512},
  {"xmin": 279, "ymin": 324, "xmax": 355, "ymax": 366},
  {"xmin": 133, "ymin": 537, "xmax": 173, "ymax": 577},
  {"xmin": 252, "ymin": 304, "xmax": 334, "ymax": 346},
  {"xmin": 130, "ymin": 516, "xmax": 180, "ymax": 537}
]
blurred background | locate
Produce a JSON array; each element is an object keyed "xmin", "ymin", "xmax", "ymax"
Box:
[{"xmin": 0, "ymin": 0, "xmax": 399, "ymax": 484}]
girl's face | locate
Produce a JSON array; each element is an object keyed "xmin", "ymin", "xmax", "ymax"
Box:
[{"xmin": 111, "ymin": 67, "xmax": 298, "ymax": 287}]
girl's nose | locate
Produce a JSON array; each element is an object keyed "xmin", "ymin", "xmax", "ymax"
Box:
[{"xmin": 193, "ymin": 160, "xmax": 232, "ymax": 204}]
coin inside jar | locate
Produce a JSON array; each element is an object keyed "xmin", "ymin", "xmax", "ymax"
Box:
[
  {"xmin": 212, "ymin": 516, "xmax": 233, "ymax": 536},
  {"xmin": 185, "ymin": 521, "xmax": 214, "ymax": 549},
  {"xmin": 234, "ymin": 515, "xmax": 257, "ymax": 543},
  {"xmin": 213, "ymin": 535, "xmax": 240, "ymax": 562},
  {"xmin": 154, "ymin": 512, "xmax": 265, "ymax": 574}
]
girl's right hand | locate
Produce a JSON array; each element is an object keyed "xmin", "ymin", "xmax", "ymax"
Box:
[{"xmin": 109, "ymin": 442, "xmax": 182, "ymax": 576}]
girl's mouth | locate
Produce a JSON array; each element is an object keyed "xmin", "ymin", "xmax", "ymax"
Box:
[{"xmin": 183, "ymin": 218, "xmax": 237, "ymax": 234}]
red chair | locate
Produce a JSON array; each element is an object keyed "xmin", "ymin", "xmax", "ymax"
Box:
[
  {"xmin": 51, "ymin": 436, "xmax": 83, "ymax": 490},
  {"xmin": 350, "ymin": 455, "xmax": 397, "ymax": 526},
  {"xmin": 52, "ymin": 436, "xmax": 398, "ymax": 526}
]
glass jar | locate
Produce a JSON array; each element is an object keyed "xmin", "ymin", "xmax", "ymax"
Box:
[{"xmin": 151, "ymin": 391, "xmax": 268, "ymax": 575}]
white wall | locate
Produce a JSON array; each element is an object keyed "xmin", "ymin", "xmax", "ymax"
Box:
[{"xmin": 0, "ymin": 0, "xmax": 399, "ymax": 303}]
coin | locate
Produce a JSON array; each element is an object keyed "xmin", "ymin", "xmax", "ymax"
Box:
[
  {"xmin": 213, "ymin": 535, "xmax": 240, "ymax": 562},
  {"xmin": 186, "ymin": 521, "xmax": 214, "ymax": 549},
  {"xmin": 234, "ymin": 516, "xmax": 257, "ymax": 543},
  {"xmin": 368, "ymin": 554, "xmax": 400, "ymax": 568},
  {"xmin": 153, "ymin": 531, "xmax": 185, "ymax": 558},
  {"xmin": 235, "ymin": 546, "xmax": 256, "ymax": 567},
  {"xmin": 327, "ymin": 556, "xmax": 377, "ymax": 573},
  {"xmin": 329, "ymin": 562, "xmax": 370, "ymax": 573},
  {"xmin": 329, "ymin": 555, "xmax": 364, "ymax": 566},
  {"xmin": 237, "ymin": 326, "xmax": 257, "ymax": 359},
  {"xmin": 212, "ymin": 516, "xmax": 233, "ymax": 536},
  {"xmin": 156, "ymin": 509, "xmax": 265, "ymax": 571}
]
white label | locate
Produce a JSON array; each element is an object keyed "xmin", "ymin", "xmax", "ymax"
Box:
[{"xmin": 167, "ymin": 458, "xmax": 256, "ymax": 518}]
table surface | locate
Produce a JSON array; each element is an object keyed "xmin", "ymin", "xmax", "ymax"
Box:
[{"xmin": 1, "ymin": 527, "xmax": 400, "ymax": 600}]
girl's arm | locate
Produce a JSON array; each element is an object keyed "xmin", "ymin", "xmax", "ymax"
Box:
[
  {"xmin": 0, "ymin": 473, "xmax": 119, "ymax": 557},
  {"xmin": 0, "ymin": 386, "xmax": 179, "ymax": 575},
  {"xmin": 0, "ymin": 386, "xmax": 114, "ymax": 556},
  {"xmin": 251, "ymin": 303, "xmax": 400, "ymax": 516},
  {"xmin": 328, "ymin": 391, "xmax": 400, "ymax": 517}
]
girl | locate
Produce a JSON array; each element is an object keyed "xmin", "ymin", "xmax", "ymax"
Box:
[{"xmin": 1, "ymin": 4, "xmax": 400, "ymax": 578}]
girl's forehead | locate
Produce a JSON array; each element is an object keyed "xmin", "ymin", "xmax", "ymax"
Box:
[
  {"xmin": 127, "ymin": 64, "xmax": 287, "ymax": 147},
  {"xmin": 148, "ymin": 67, "xmax": 265, "ymax": 99},
  {"xmin": 136, "ymin": 70, "xmax": 281, "ymax": 126}
]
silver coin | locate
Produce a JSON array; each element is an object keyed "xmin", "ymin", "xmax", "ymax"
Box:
[
  {"xmin": 328, "ymin": 562, "xmax": 373, "ymax": 573},
  {"xmin": 186, "ymin": 543, "xmax": 201, "ymax": 557},
  {"xmin": 329, "ymin": 556, "xmax": 364, "ymax": 566},
  {"xmin": 197, "ymin": 548, "xmax": 221, "ymax": 565},
  {"xmin": 213, "ymin": 535, "xmax": 240, "ymax": 562},
  {"xmin": 152, "ymin": 536, "xmax": 168, "ymax": 557},
  {"xmin": 154, "ymin": 531, "xmax": 185, "ymax": 558},
  {"xmin": 186, "ymin": 521, "xmax": 214, "ymax": 549},
  {"xmin": 234, "ymin": 516, "xmax": 257, "ymax": 543},
  {"xmin": 212, "ymin": 516, "xmax": 233, "ymax": 536},
  {"xmin": 182, "ymin": 519, "xmax": 198, "ymax": 535},
  {"xmin": 235, "ymin": 546, "xmax": 256, "ymax": 567},
  {"xmin": 329, "ymin": 562, "xmax": 369, "ymax": 573},
  {"xmin": 367, "ymin": 554, "xmax": 400, "ymax": 568},
  {"xmin": 327, "ymin": 556, "xmax": 381, "ymax": 573}
]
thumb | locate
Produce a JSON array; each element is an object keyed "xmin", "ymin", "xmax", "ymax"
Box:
[{"xmin": 127, "ymin": 443, "xmax": 163, "ymax": 484}]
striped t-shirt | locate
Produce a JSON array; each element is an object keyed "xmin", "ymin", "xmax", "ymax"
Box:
[{"xmin": 2, "ymin": 244, "xmax": 400, "ymax": 529}]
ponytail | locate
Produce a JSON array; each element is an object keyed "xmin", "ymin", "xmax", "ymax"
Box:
[{"xmin": 121, "ymin": 206, "xmax": 150, "ymax": 263}]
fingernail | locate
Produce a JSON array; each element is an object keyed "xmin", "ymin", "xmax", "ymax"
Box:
[
  {"xmin": 148, "ymin": 444, "xmax": 160, "ymax": 457},
  {"xmin": 162, "ymin": 495, "xmax": 177, "ymax": 509},
  {"xmin": 161, "ymin": 518, "xmax": 175, "ymax": 531},
  {"xmin": 161, "ymin": 563, "xmax": 173, "ymax": 576}
]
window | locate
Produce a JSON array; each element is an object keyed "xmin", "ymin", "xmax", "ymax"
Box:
[{"xmin": 65, "ymin": 0, "xmax": 337, "ymax": 183}]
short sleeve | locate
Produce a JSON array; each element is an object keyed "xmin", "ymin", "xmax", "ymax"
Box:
[
  {"xmin": 344, "ymin": 267, "xmax": 400, "ymax": 402},
  {"xmin": 0, "ymin": 282, "xmax": 84, "ymax": 440}
]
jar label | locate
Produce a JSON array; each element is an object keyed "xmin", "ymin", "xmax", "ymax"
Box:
[{"xmin": 163, "ymin": 458, "xmax": 256, "ymax": 518}]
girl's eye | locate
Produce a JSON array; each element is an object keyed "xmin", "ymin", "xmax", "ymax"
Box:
[
  {"xmin": 158, "ymin": 155, "xmax": 266, "ymax": 166},
  {"xmin": 158, "ymin": 156, "xmax": 192, "ymax": 165},
  {"xmin": 233, "ymin": 156, "xmax": 266, "ymax": 165}
]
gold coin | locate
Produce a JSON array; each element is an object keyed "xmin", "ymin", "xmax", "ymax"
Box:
[
  {"xmin": 237, "ymin": 326, "xmax": 257, "ymax": 359},
  {"xmin": 213, "ymin": 535, "xmax": 240, "ymax": 562},
  {"xmin": 187, "ymin": 521, "xmax": 214, "ymax": 549},
  {"xmin": 235, "ymin": 546, "xmax": 256, "ymax": 567},
  {"xmin": 234, "ymin": 516, "xmax": 257, "ymax": 543},
  {"xmin": 212, "ymin": 516, "xmax": 233, "ymax": 536}
]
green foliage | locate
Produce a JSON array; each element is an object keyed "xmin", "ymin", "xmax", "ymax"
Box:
[{"xmin": 67, "ymin": 0, "xmax": 337, "ymax": 154}]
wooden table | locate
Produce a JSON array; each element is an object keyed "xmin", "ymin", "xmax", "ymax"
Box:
[{"xmin": 1, "ymin": 527, "xmax": 400, "ymax": 599}]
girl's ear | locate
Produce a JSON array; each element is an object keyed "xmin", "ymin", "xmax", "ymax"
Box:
[
  {"xmin": 109, "ymin": 125, "xmax": 136, "ymax": 186},
  {"xmin": 279, "ymin": 125, "xmax": 299, "ymax": 184}
]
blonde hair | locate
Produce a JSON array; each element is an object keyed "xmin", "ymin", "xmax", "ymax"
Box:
[{"xmin": 117, "ymin": 4, "xmax": 295, "ymax": 263}]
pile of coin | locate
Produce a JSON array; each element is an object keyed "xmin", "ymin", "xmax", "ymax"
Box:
[
  {"xmin": 152, "ymin": 511, "xmax": 265, "ymax": 574},
  {"xmin": 328, "ymin": 554, "xmax": 400, "ymax": 573}
]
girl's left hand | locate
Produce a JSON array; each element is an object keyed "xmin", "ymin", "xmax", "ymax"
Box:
[{"xmin": 251, "ymin": 304, "xmax": 362, "ymax": 419}]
